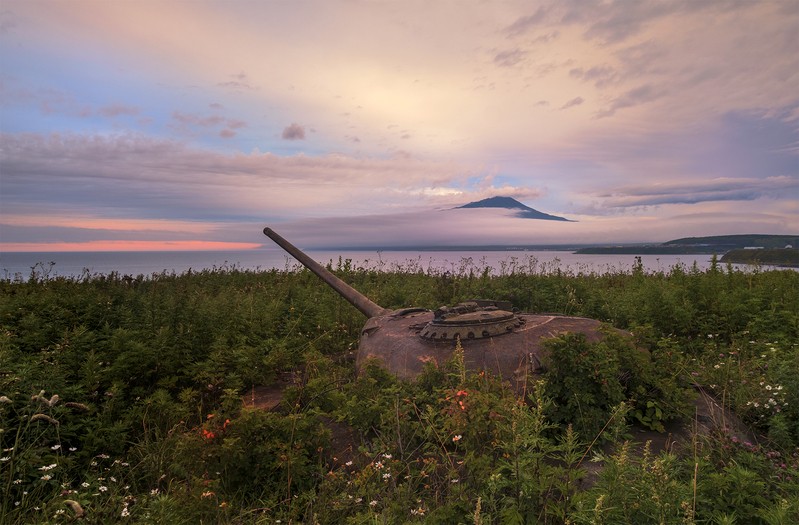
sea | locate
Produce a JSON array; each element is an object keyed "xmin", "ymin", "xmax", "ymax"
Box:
[{"xmin": 0, "ymin": 248, "xmax": 787, "ymax": 282}]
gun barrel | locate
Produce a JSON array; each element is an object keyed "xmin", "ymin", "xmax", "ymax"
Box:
[{"xmin": 263, "ymin": 227, "xmax": 390, "ymax": 318}]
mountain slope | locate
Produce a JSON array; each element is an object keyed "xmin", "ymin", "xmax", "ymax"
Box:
[{"xmin": 456, "ymin": 196, "xmax": 571, "ymax": 221}]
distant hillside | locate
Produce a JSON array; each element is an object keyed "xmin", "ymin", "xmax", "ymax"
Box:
[
  {"xmin": 720, "ymin": 248, "xmax": 799, "ymax": 267},
  {"xmin": 664, "ymin": 234, "xmax": 798, "ymax": 250},
  {"xmin": 576, "ymin": 234, "xmax": 798, "ymax": 255},
  {"xmin": 457, "ymin": 196, "xmax": 571, "ymax": 221}
]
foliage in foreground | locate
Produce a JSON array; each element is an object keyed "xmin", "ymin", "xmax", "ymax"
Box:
[{"xmin": 1, "ymin": 259, "xmax": 798, "ymax": 523}]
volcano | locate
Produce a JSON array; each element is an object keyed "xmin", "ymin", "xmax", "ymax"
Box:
[{"xmin": 456, "ymin": 196, "xmax": 571, "ymax": 221}]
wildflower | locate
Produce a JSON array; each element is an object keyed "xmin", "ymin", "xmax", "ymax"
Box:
[
  {"xmin": 69, "ymin": 447, "xmax": 77, "ymax": 452},
  {"xmin": 39, "ymin": 463, "xmax": 57, "ymax": 471},
  {"xmin": 81, "ymin": 482, "xmax": 90, "ymax": 488},
  {"xmin": 369, "ymin": 500, "xmax": 378, "ymax": 507},
  {"xmin": 99, "ymin": 486, "xmax": 108, "ymax": 492},
  {"xmin": 0, "ymin": 395, "xmax": 11, "ymax": 403},
  {"xmin": 201, "ymin": 491, "xmax": 215, "ymax": 498},
  {"xmin": 374, "ymin": 461, "xmax": 384, "ymax": 470},
  {"xmin": 382, "ymin": 453, "xmax": 392, "ymax": 459},
  {"xmin": 355, "ymin": 497, "xmax": 363, "ymax": 503},
  {"xmin": 55, "ymin": 509, "xmax": 65, "ymax": 515},
  {"xmin": 714, "ymin": 364, "xmax": 720, "ymax": 369},
  {"xmin": 0, "ymin": 457, "xmax": 9, "ymax": 462},
  {"xmin": 13, "ymin": 479, "xmax": 22, "ymax": 484},
  {"xmin": 51, "ymin": 444, "xmax": 61, "ymax": 450},
  {"xmin": 110, "ymin": 476, "xmax": 117, "ymax": 482},
  {"xmin": 150, "ymin": 488, "xmax": 159, "ymax": 496},
  {"xmin": 345, "ymin": 460, "xmax": 353, "ymax": 466},
  {"xmin": 452, "ymin": 434, "xmax": 462, "ymax": 442},
  {"xmin": 451, "ymin": 479, "xmax": 459, "ymax": 483},
  {"xmin": 382, "ymin": 473, "xmax": 391, "ymax": 480},
  {"xmin": 121, "ymin": 505, "xmax": 130, "ymax": 517},
  {"xmin": 202, "ymin": 429, "xmax": 216, "ymax": 440},
  {"xmin": 766, "ymin": 385, "xmax": 773, "ymax": 390},
  {"xmin": 41, "ymin": 474, "xmax": 52, "ymax": 481}
]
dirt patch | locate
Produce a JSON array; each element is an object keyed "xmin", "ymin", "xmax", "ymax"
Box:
[{"xmin": 242, "ymin": 372, "xmax": 302, "ymax": 411}]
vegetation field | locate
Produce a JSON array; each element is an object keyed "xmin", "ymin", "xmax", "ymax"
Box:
[{"xmin": 1, "ymin": 257, "xmax": 798, "ymax": 524}]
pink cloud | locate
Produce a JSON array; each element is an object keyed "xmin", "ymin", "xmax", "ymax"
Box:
[
  {"xmin": 99, "ymin": 104, "xmax": 140, "ymax": 117},
  {"xmin": 282, "ymin": 123, "xmax": 305, "ymax": 140}
]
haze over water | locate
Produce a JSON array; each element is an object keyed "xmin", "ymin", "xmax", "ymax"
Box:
[{"xmin": 0, "ymin": 249, "xmax": 780, "ymax": 282}]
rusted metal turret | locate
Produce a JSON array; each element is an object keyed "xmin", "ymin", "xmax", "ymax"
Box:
[{"xmin": 264, "ymin": 227, "xmax": 608, "ymax": 385}]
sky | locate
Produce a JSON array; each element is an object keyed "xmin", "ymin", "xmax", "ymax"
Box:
[{"xmin": 1, "ymin": 0, "xmax": 797, "ymax": 251}]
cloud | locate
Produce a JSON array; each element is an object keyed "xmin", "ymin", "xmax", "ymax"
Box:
[
  {"xmin": 168, "ymin": 110, "xmax": 247, "ymax": 139},
  {"xmin": 569, "ymin": 65, "xmax": 618, "ymax": 88},
  {"xmin": 493, "ymin": 48, "xmax": 526, "ymax": 68},
  {"xmin": 506, "ymin": 1, "xmax": 720, "ymax": 45},
  {"xmin": 282, "ymin": 123, "xmax": 305, "ymax": 140},
  {"xmin": 171, "ymin": 111, "xmax": 225, "ymax": 127},
  {"xmin": 560, "ymin": 97, "xmax": 584, "ymax": 110},
  {"xmin": 98, "ymin": 104, "xmax": 140, "ymax": 117},
  {"xmin": 595, "ymin": 84, "xmax": 662, "ymax": 118},
  {"xmin": 264, "ymin": 203, "xmax": 797, "ymax": 249},
  {"xmin": 599, "ymin": 176, "xmax": 799, "ymax": 207},
  {"xmin": 504, "ymin": 7, "xmax": 550, "ymax": 37},
  {"xmin": 218, "ymin": 71, "xmax": 256, "ymax": 90},
  {"xmin": 0, "ymin": 132, "xmax": 485, "ymax": 222},
  {"xmin": 0, "ymin": 9, "xmax": 19, "ymax": 34}
]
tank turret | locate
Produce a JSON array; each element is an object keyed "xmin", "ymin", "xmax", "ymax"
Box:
[{"xmin": 264, "ymin": 227, "xmax": 609, "ymax": 386}]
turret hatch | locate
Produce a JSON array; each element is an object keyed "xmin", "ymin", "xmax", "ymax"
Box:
[{"xmin": 419, "ymin": 301, "xmax": 525, "ymax": 340}]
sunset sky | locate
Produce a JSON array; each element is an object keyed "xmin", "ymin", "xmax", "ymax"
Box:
[{"xmin": 1, "ymin": 0, "xmax": 797, "ymax": 251}]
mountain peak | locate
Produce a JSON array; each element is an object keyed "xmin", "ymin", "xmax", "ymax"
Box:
[{"xmin": 456, "ymin": 196, "xmax": 571, "ymax": 221}]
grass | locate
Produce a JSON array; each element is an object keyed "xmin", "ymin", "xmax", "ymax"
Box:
[{"xmin": 0, "ymin": 258, "xmax": 797, "ymax": 523}]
